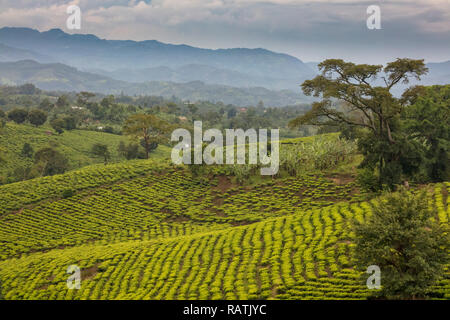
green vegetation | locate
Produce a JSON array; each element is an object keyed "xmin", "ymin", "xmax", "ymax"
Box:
[
  {"xmin": 0, "ymin": 122, "xmax": 171, "ymax": 184},
  {"xmin": 7, "ymin": 108, "xmax": 28, "ymax": 124},
  {"xmin": 122, "ymin": 114, "xmax": 171, "ymax": 159},
  {"xmin": 33, "ymin": 147, "xmax": 69, "ymax": 177},
  {"xmin": 403, "ymin": 85, "xmax": 450, "ymax": 182},
  {"xmin": 91, "ymin": 143, "xmax": 111, "ymax": 165},
  {"xmin": 27, "ymin": 109, "xmax": 47, "ymax": 127},
  {"xmin": 354, "ymin": 188, "xmax": 450, "ymax": 299},
  {"xmin": 290, "ymin": 59, "xmax": 449, "ymax": 190},
  {"xmin": 0, "ymin": 162, "xmax": 448, "ymax": 299},
  {"xmin": 182, "ymin": 133, "xmax": 358, "ymax": 184},
  {"xmin": 0, "ymin": 161, "xmax": 363, "ymax": 259},
  {"xmin": 0, "ymin": 66, "xmax": 448, "ymax": 301},
  {"xmin": 279, "ymin": 134, "xmax": 358, "ymax": 176}
]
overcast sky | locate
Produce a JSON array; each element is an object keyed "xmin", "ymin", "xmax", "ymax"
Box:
[{"xmin": 0, "ymin": 0, "xmax": 448, "ymax": 64}]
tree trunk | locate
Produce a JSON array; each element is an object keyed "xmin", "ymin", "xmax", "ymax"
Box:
[
  {"xmin": 379, "ymin": 156, "xmax": 383, "ymax": 189},
  {"xmin": 145, "ymin": 139, "xmax": 149, "ymax": 159}
]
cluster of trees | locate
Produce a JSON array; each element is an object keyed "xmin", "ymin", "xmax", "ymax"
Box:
[
  {"xmin": 150, "ymin": 99, "xmax": 310, "ymax": 134},
  {"xmin": 5, "ymin": 108, "xmax": 47, "ymax": 127},
  {"xmin": 11, "ymin": 145, "xmax": 69, "ymax": 182},
  {"xmin": 1, "ymin": 83, "xmax": 312, "ymax": 141},
  {"xmin": 0, "ymin": 83, "xmax": 41, "ymax": 96},
  {"xmin": 1, "ymin": 106, "xmax": 79, "ymax": 135},
  {"xmin": 49, "ymin": 115, "xmax": 77, "ymax": 134},
  {"xmin": 290, "ymin": 58, "xmax": 449, "ymax": 190}
]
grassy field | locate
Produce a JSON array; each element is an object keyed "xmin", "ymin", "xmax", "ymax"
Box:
[
  {"xmin": 0, "ymin": 156, "xmax": 448, "ymax": 299},
  {"xmin": 0, "ymin": 122, "xmax": 172, "ymax": 181}
]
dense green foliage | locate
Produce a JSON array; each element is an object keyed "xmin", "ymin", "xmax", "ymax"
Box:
[
  {"xmin": 185, "ymin": 134, "xmax": 358, "ymax": 183},
  {"xmin": 354, "ymin": 188, "xmax": 450, "ymax": 299},
  {"xmin": 27, "ymin": 109, "xmax": 47, "ymax": 127},
  {"xmin": 33, "ymin": 147, "xmax": 69, "ymax": 176},
  {"xmin": 290, "ymin": 59, "xmax": 448, "ymax": 190},
  {"xmin": 7, "ymin": 108, "xmax": 28, "ymax": 124},
  {"xmin": 91, "ymin": 143, "xmax": 111, "ymax": 165},
  {"xmin": 0, "ymin": 122, "xmax": 172, "ymax": 184},
  {"xmin": 403, "ymin": 85, "xmax": 450, "ymax": 182},
  {"xmin": 279, "ymin": 134, "xmax": 357, "ymax": 176}
]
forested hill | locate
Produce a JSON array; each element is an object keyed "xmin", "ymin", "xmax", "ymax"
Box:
[{"xmin": 0, "ymin": 60, "xmax": 309, "ymax": 107}]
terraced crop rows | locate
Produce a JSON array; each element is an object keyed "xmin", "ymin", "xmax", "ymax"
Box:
[
  {"xmin": 0, "ymin": 166, "xmax": 362, "ymax": 259},
  {"xmin": 0, "ymin": 160, "xmax": 169, "ymax": 216},
  {"xmin": 0, "ymin": 183, "xmax": 448, "ymax": 300}
]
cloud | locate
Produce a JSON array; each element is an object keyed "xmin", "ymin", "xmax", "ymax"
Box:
[{"xmin": 0, "ymin": 0, "xmax": 448, "ymax": 63}]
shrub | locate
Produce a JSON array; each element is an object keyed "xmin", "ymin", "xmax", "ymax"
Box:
[
  {"xmin": 7, "ymin": 108, "xmax": 28, "ymax": 124},
  {"xmin": 21, "ymin": 143, "xmax": 34, "ymax": 158},
  {"xmin": 356, "ymin": 168, "xmax": 379, "ymax": 193},
  {"xmin": 354, "ymin": 188, "xmax": 450, "ymax": 299},
  {"xmin": 28, "ymin": 109, "xmax": 47, "ymax": 127},
  {"xmin": 34, "ymin": 147, "xmax": 69, "ymax": 176},
  {"xmin": 63, "ymin": 116, "xmax": 77, "ymax": 130},
  {"xmin": 62, "ymin": 189, "xmax": 75, "ymax": 199},
  {"xmin": 50, "ymin": 118, "xmax": 65, "ymax": 134}
]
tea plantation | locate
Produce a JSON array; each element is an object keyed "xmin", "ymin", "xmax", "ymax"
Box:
[{"xmin": 0, "ymin": 158, "xmax": 448, "ymax": 300}]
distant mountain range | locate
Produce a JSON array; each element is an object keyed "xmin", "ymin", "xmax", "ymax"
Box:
[
  {"xmin": 0, "ymin": 27, "xmax": 448, "ymax": 105},
  {"xmin": 0, "ymin": 60, "xmax": 127, "ymax": 92},
  {"xmin": 0, "ymin": 27, "xmax": 316, "ymax": 91},
  {"xmin": 90, "ymin": 64, "xmax": 305, "ymax": 91},
  {"xmin": 0, "ymin": 60, "xmax": 309, "ymax": 106},
  {"xmin": 0, "ymin": 43, "xmax": 54, "ymax": 63}
]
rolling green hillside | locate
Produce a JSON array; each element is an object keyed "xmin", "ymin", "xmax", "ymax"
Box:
[
  {"xmin": 0, "ymin": 159, "xmax": 448, "ymax": 300},
  {"xmin": 0, "ymin": 122, "xmax": 171, "ymax": 182}
]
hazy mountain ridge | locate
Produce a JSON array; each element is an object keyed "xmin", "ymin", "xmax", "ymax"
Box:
[
  {"xmin": 0, "ymin": 60, "xmax": 129, "ymax": 92},
  {"xmin": 90, "ymin": 64, "xmax": 305, "ymax": 90},
  {"xmin": 0, "ymin": 27, "xmax": 315, "ymax": 90},
  {"xmin": 0, "ymin": 27, "xmax": 447, "ymax": 102},
  {"xmin": 0, "ymin": 60, "xmax": 308, "ymax": 106},
  {"xmin": 0, "ymin": 43, "xmax": 54, "ymax": 63}
]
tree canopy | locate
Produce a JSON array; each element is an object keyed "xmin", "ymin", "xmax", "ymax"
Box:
[
  {"xmin": 91, "ymin": 143, "xmax": 110, "ymax": 165},
  {"xmin": 354, "ymin": 188, "xmax": 449, "ymax": 299},
  {"xmin": 28, "ymin": 109, "xmax": 47, "ymax": 127},
  {"xmin": 7, "ymin": 108, "xmax": 28, "ymax": 124},
  {"xmin": 122, "ymin": 114, "xmax": 171, "ymax": 159},
  {"xmin": 33, "ymin": 147, "xmax": 69, "ymax": 177},
  {"xmin": 289, "ymin": 58, "xmax": 431, "ymax": 189}
]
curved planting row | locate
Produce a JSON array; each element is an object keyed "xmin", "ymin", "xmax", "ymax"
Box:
[
  {"xmin": 0, "ymin": 160, "xmax": 171, "ymax": 216},
  {"xmin": 0, "ymin": 183, "xmax": 448, "ymax": 300},
  {"xmin": 0, "ymin": 170, "xmax": 361, "ymax": 259}
]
